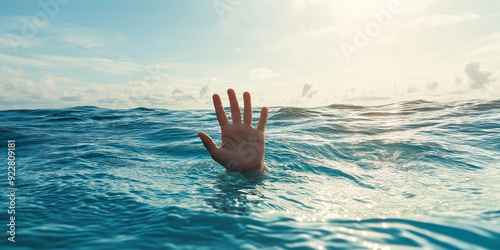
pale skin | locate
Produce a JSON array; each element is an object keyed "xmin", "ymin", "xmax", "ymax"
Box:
[{"xmin": 198, "ymin": 89, "xmax": 268, "ymax": 173}]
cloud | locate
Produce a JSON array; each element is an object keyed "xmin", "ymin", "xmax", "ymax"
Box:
[
  {"xmin": 0, "ymin": 16, "xmax": 115, "ymax": 51},
  {"xmin": 426, "ymin": 80, "xmax": 439, "ymax": 91},
  {"xmin": 401, "ymin": 13, "xmax": 481, "ymax": 29},
  {"xmin": 58, "ymin": 26, "xmax": 104, "ymax": 49},
  {"xmin": 34, "ymin": 54, "xmax": 144, "ymax": 75},
  {"xmin": 94, "ymin": 75, "xmax": 211, "ymax": 109},
  {"xmin": 249, "ymin": 67, "xmax": 278, "ymax": 81},
  {"xmin": 0, "ymin": 53, "xmax": 159, "ymax": 76},
  {"xmin": 172, "ymin": 93, "xmax": 196, "ymax": 102},
  {"xmin": 60, "ymin": 90, "xmax": 83, "ymax": 102},
  {"xmin": 172, "ymin": 88, "xmax": 183, "ymax": 94},
  {"xmin": 84, "ymin": 84, "xmax": 104, "ymax": 93},
  {"xmin": 400, "ymin": 0, "xmax": 439, "ymax": 15},
  {"xmin": 301, "ymin": 83, "xmax": 317, "ymax": 98},
  {"xmin": 158, "ymin": 39, "xmax": 186, "ymax": 44},
  {"xmin": 0, "ymin": 16, "xmax": 43, "ymax": 51},
  {"xmin": 466, "ymin": 32, "xmax": 500, "ymax": 56},
  {"xmin": 0, "ymin": 66, "xmax": 57, "ymax": 108},
  {"xmin": 406, "ymin": 83, "xmax": 420, "ymax": 93},
  {"xmin": 0, "ymin": 53, "xmax": 54, "ymax": 68},
  {"xmin": 200, "ymin": 84, "xmax": 212, "ymax": 98},
  {"xmin": 0, "ymin": 34, "xmax": 42, "ymax": 50},
  {"xmin": 49, "ymin": 23, "xmax": 123, "ymax": 49},
  {"xmin": 406, "ymin": 80, "xmax": 440, "ymax": 93},
  {"xmin": 464, "ymin": 62, "xmax": 494, "ymax": 89},
  {"xmin": 60, "ymin": 85, "xmax": 104, "ymax": 102},
  {"xmin": 302, "ymin": 26, "xmax": 339, "ymax": 37},
  {"xmin": 477, "ymin": 31, "xmax": 500, "ymax": 43}
]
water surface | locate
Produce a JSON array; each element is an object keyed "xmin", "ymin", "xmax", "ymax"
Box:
[{"xmin": 1, "ymin": 99, "xmax": 500, "ymax": 249}]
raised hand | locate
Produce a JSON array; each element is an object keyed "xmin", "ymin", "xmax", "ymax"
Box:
[{"xmin": 198, "ymin": 89, "xmax": 268, "ymax": 173}]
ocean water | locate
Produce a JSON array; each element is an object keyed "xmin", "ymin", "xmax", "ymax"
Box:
[{"xmin": 1, "ymin": 99, "xmax": 500, "ymax": 249}]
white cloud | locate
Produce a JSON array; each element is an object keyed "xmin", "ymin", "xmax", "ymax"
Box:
[
  {"xmin": 33, "ymin": 54, "xmax": 144, "ymax": 75},
  {"xmin": 0, "ymin": 66, "xmax": 58, "ymax": 108},
  {"xmin": 0, "ymin": 34, "xmax": 42, "ymax": 50},
  {"xmin": 200, "ymin": 84, "xmax": 212, "ymax": 98},
  {"xmin": 91, "ymin": 74, "xmax": 222, "ymax": 110},
  {"xmin": 172, "ymin": 88, "xmax": 184, "ymax": 94},
  {"xmin": 60, "ymin": 90, "xmax": 83, "ymax": 102},
  {"xmin": 465, "ymin": 32, "xmax": 500, "ymax": 57},
  {"xmin": 0, "ymin": 16, "xmax": 113, "ymax": 51},
  {"xmin": 464, "ymin": 62, "xmax": 494, "ymax": 89},
  {"xmin": 46, "ymin": 23, "xmax": 122, "ymax": 49},
  {"xmin": 0, "ymin": 16, "xmax": 44, "ymax": 51},
  {"xmin": 399, "ymin": 0, "xmax": 438, "ymax": 15},
  {"xmin": 301, "ymin": 83, "xmax": 317, "ymax": 98},
  {"xmin": 478, "ymin": 32, "xmax": 500, "ymax": 43},
  {"xmin": 58, "ymin": 26, "xmax": 104, "ymax": 49},
  {"xmin": 302, "ymin": 26, "xmax": 339, "ymax": 37},
  {"xmin": 158, "ymin": 39, "xmax": 186, "ymax": 44},
  {"xmin": 249, "ymin": 67, "xmax": 278, "ymax": 81},
  {"xmin": 85, "ymin": 84, "xmax": 105, "ymax": 93},
  {"xmin": 0, "ymin": 53, "xmax": 54, "ymax": 68},
  {"xmin": 426, "ymin": 80, "xmax": 439, "ymax": 91},
  {"xmin": 0, "ymin": 53, "xmax": 163, "ymax": 76},
  {"xmin": 1, "ymin": 1, "xmax": 499, "ymax": 110},
  {"xmin": 402, "ymin": 13, "xmax": 481, "ymax": 29},
  {"xmin": 406, "ymin": 80, "xmax": 439, "ymax": 93},
  {"xmin": 59, "ymin": 84, "xmax": 104, "ymax": 103}
]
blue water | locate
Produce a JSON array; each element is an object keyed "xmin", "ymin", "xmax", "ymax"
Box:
[{"xmin": 1, "ymin": 99, "xmax": 500, "ymax": 249}]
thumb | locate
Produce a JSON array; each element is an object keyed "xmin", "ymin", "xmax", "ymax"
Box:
[{"xmin": 197, "ymin": 132, "xmax": 218, "ymax": 154}]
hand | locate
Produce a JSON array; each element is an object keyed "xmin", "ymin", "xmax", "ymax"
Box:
[{"xmin": 198, "ymin": 89, "xmax": 268, "ymax": 173}]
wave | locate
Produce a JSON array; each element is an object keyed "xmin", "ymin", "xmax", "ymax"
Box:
[{"xmin": 1, "ymin": 98, "xmax": 499, "ymax": 249}]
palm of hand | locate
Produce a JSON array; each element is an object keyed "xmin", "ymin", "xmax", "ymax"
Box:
[
  {"xmin": 217, "ymin": 122, "xmax": 265, "ymax": 172},
  {"xmin": 198, "ymin": 89, "xmax": 268, "ymax": 172}
]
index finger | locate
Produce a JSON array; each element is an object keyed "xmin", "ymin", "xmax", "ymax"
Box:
[{"xmin": 213, "ymin": 94, "xmax": 229, "ymax": 126}]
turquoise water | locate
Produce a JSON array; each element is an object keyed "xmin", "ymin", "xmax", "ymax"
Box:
[{"xmin": 1, "ymin": 99, "xmax": 500, "ymax": 249}]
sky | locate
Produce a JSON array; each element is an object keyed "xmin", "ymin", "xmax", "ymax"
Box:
[{"xmin": 0, "ymin": 0, "xmax": 499, "ymax": 110}]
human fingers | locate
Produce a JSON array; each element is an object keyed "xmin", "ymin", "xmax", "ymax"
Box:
[
  {"xmin": 197, "ymin": 132, "xmax": 219, "ymax": 154},
  {"xmin": 227, "ymin": 88, "xmax": 241, "ymax": 124},
  {"xmin": 256, "ymin": 107, "xmax": 268, "ymax": 132},
  {"xmin": 243, "ymin": 91, "xmax": 252, "ymax": 125},
  {"xmin": 213, "ymin": 94, "xmax": 229, "ymax": 127}
]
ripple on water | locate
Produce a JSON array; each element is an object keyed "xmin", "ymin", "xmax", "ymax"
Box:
[{"xmin": 2, "ymin": 99, "xmax": 500, "ymax": 249}]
